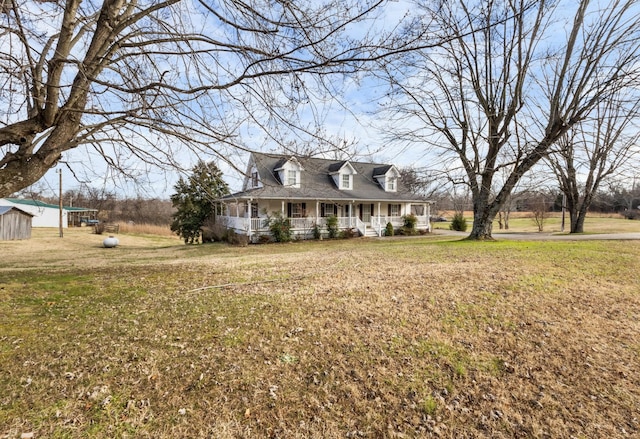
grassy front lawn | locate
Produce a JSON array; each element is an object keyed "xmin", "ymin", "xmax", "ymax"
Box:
[{"xmin": 1, "ymin": 229, "xmax": 639, "ymax": 438}]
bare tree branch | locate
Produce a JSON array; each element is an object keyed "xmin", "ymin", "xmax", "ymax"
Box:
[
  {"xmin": 377, "ymin": 0, "xmax": 640, "ymax": 239},
  {"xmin": 547, "ymin": 89, "xmax": 640, "ymax": 233},
  {"xmin": 0, "ymin": 0, "xmax": 418, "ymax": 197}
]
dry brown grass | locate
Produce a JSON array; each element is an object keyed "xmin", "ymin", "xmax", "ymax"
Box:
[
  {"xmin": 115, "ymin": 222, "xmax": 175, "ymax": 237},
  {"xmin": 1, "ymin": 231, "xmax": 639, "ymax": 438}
]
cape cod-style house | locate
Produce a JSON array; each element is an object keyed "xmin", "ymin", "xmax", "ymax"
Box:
[{"xmin": 219, "ymin": 152, "xmax": 431, "ymax": 241}]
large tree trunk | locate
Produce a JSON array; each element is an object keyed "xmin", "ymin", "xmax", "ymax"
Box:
[
  {"xmin": 571, "ymin": 212, "xmax": 586, "ymax": 233},
  {"xmin": 467, "ymin": 199, "xmax": 497, "ymax": 240},
  {"xmin": 468, "ymin": 216, "xmax": 494, "ymax": 240},
  {"xmin": 565, "ymin": 193, "xmax": 581, "ymax": 234},
  {"xmin": 570, "ymin": 199, "xmax": 592, "ymax": 233}
]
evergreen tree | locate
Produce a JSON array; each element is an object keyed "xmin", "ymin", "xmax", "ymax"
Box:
[{"xmin": 170, "ymin": 161, "xmax": 230, "ymax": 244}]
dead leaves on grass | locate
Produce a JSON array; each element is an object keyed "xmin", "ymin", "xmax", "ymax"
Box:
[{"xmin": 2, "ymin": 242, "xmax": 640, "ymax": 437}]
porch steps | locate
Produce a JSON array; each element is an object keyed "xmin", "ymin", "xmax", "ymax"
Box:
[{"xmin": 363, "ymin": 228, "xmax": 380, "ymax": 238}]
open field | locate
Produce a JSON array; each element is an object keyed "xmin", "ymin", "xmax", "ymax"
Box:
[
  {"xmin": 1, "ymin": 228, "xmax": 639, "ymax": 438},
  {"xmin": 433, "ymin": 212, "xmax": 640, "ymax": 234}
]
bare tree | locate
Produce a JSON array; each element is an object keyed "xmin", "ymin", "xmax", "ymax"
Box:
[
  {"xmin": 530, "ymin": 192, "xmax": 550, "ymax": 232},
  {"xmin": 114, "ymin": 197, "xmax": 174, "ymax": 225},
  {"xmin": 547, "ymin": 93, "xmax": 640, "ymax": 233},
  {"xmin": 378, "ymin": 0, "xmax": 640, "ymax": 239},
  {"xmin": 497, "ymin": 194, "xmax": 513, "ymax": 230},
  {"xmin": 618, "ymin": 177, "xmax": 640, "ymax": 214},
  {"xmin": 0, "ymin": 0, "xmax": 424, "ymax": 197},
  {"xmin": 399, "ymin": 167, "xmax": 442, "ymax": 197}
]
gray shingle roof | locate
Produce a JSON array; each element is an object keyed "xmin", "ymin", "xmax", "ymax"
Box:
[
  {"xmin": 327, "ymin": 161, "xmax": 347, "ymax": 173},
  {"xmin": 222, "ymin": 152, "xmax": 429, "ymax": 203},
  {"xmin": 373, "ymin": 165, "xmax": 393, "ymax": 176}
]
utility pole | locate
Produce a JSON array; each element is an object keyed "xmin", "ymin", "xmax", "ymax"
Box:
[{"xmin": 58, "ymin": 169, "xmax": 63, "ymax": 238}]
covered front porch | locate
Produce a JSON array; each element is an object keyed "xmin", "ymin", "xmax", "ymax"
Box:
[{"xmin": 219, "ymin": 199, "xmax": 431, "ymax": 241}]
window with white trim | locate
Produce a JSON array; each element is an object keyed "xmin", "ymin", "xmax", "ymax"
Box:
[
  {"xmin": 341, "ymin": 174, "xmax": 350, "ymax": 189},
  {"xmin": 251, "ymin": 171, "xmax": 259, "ymax": 187},
  {"xmin": 388, "ymin": 178, "xmax": 396, "ymax": 191},
  {"xmin": 287, "ymin": 170, "xmax": 297, "ymax": 186},
  {"xmin": 389, "ymin": 204, "xmax": 400, "ymax": 216}
]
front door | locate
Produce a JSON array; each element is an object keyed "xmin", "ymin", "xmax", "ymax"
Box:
[{"xmin": 360, "ymin": 203, "xmax": 372, "ymax": 223}]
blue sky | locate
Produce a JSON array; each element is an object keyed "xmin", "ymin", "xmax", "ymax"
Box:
[
  {"xmin": 26, "ymin": 0, "xmax": 640, "ymax": 201},
  {"xmin": 31, "ymin": 0, "xmax": 420, "ymax": 200}
]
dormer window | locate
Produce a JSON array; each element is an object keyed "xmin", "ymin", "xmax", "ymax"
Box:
[
  {"xmin": 373, "ymin": 165, "xmax": 399, "ymax": 192},
  {"xmin": 287, "ymin": 170, "xmax": 297, "ymax": 186},
  {"xmin": 274, "ymin": 156, "xmax": 303, "ymax": 188},
  {"xmin": 243, "ymin": 158, "xmax": 263, "ymax": 191},
  {"xmin": 341, "ymin": 174, "xmax": 351, "ymax": 189},
  {"xmin": 387, "ymin": 178, "xmax": 396, "ymax": 191},
  {"xmin": 329, "ymin": 160, "xmax": 357, "ymax": 190}
]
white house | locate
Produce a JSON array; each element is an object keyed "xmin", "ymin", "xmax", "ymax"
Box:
[{"xmin": 219, "ymin": 152, "xmax": 431, "ymax": 241}]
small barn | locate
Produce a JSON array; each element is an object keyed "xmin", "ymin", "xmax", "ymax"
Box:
[{"xmin": 0, "ymin": 206, "xmax": 34, "ymax": 240}]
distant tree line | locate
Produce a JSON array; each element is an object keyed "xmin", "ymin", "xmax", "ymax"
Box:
[
  {"xmin": 17, "ymin": 186, "xmax": 174, "ymax": 226},
  {"xmin": 430, "ymin": 185, "xmax": 640, "ymax": 218}
]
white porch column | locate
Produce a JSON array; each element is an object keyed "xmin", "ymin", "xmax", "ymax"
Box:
[
  {"xmin": 281, "ymin": 200, "xmax": 285, "ymax": 217},
  {"xmin": 351, "ymin": 201, "xmax": 355, "ymax": 227},
  {"xmin": 316, "ymin": 201, "xmax": 319, "ymax": 221},
  {"xmin": 236, "ymin": 202, "xmax": 240, "ymax": 218},
  {"xmin": 426, "ymin": 203, "xmax": 431, "ymax": 231},
  {"xmin": 247, "ymin": 200, "xmax": 252, "ymax": 239}
]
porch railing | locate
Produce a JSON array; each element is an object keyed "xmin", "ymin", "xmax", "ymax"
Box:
[
  {"xmin": 354, "ymin": 218, "xmax": 366, "ymax": 236},
  {"xmin": 221, "ymin": 214, "xmax": 430, "ymax": 238},
  {"xmin": 250, "ymin": 217, "xmax": 263, "ymax": 232},
  {"xmin": 338, "ymin": 216, "xmax": 356, "ymax": 229},
  {"xmin": 370, "ymin": 215, "xmax": 431, "ymax": 236}
]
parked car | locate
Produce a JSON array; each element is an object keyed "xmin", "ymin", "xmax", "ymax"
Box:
[{"xmin": 430, "ymin": 215, "xmax": 448, "ymax": 222}]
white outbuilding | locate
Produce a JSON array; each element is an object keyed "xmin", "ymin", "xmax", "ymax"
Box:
[{"xmin": 0, "ymin": 198, "xmax": 68, "ymax": 228}]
